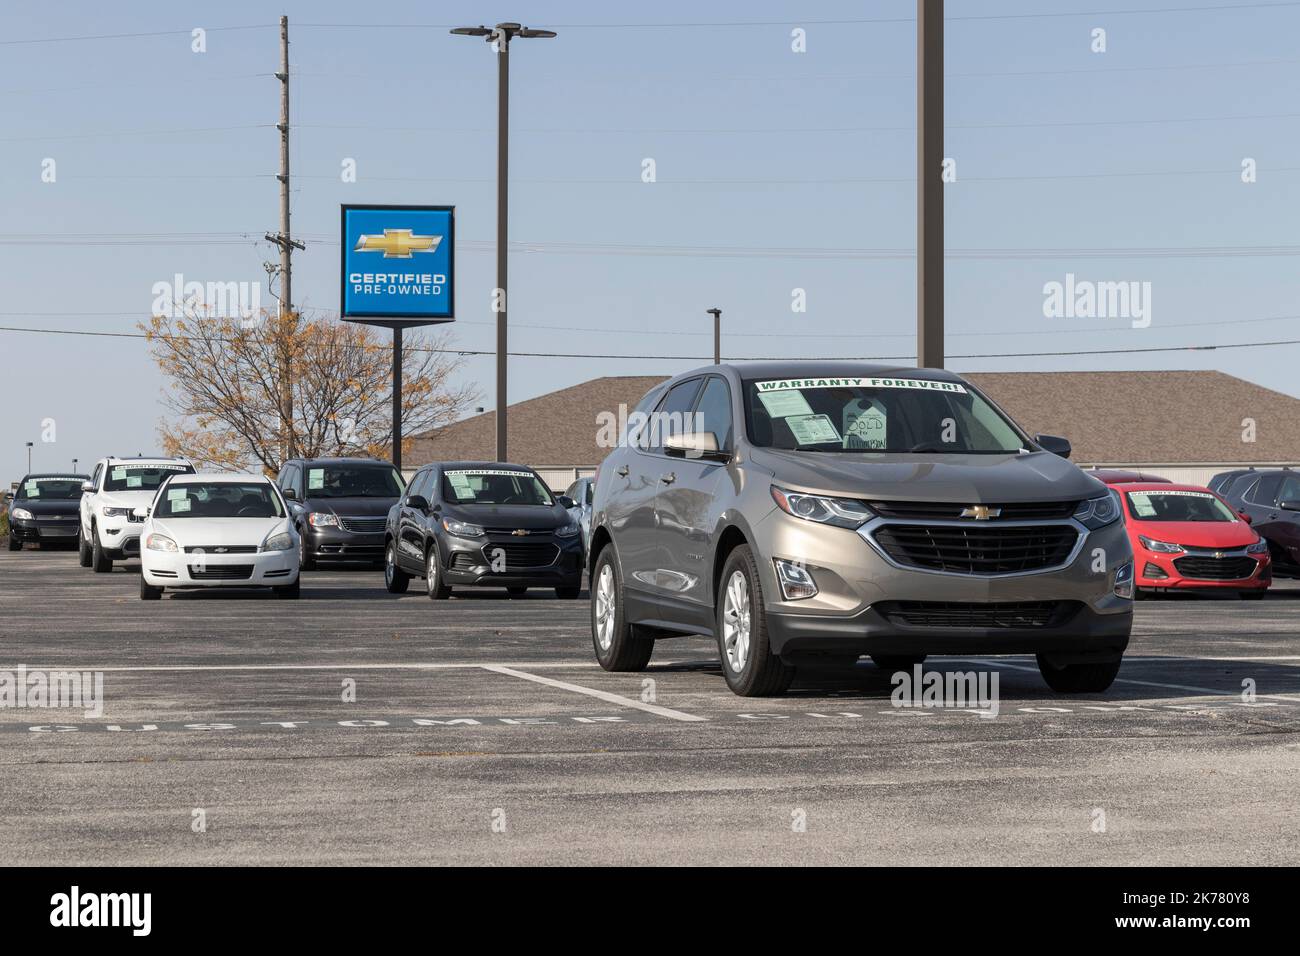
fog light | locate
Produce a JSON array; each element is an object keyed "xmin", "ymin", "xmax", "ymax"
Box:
[
  {"xmin": 1143, "ymin": 562, "xmax": 1167, "ymax": 580},
  {"xmin": 1114, "ymin": 561, "xmax": 1134, "ymax": 599},
  {"xmin": 774, "ymin": 558, "xmax": 817, "ymax": 600}
]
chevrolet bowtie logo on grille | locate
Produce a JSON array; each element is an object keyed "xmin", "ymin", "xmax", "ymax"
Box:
[
  {"xmin": 960, "ymin": 505, "xmax": 1002, "ymax": 520},
  {"xmin": 214, "ymin": 547, "xmax": 228, "ymax": 553},
  {"xmin": 512, "ymin": 529, "xmax": 530, "ymax": 536},
  {"xmin": 353, "ymin": 228, "xmax": 442, "ymax": 259},
  {"xmin": 1215, "ymin": 551, "xmax": 1225, "ymax": 559}
]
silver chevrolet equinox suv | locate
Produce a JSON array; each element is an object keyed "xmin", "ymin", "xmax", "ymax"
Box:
[{"xmin": 587, "ymin": 362, "xmax": 1134, "ymax": 697}]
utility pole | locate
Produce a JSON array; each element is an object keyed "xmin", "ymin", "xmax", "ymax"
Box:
[
  {"xmin": 917, "ymin": 0, "xmax": 944, "ymax": 369},
  {"xmin": 266, "ymin": 15, "xmax": 305, "ymax": 463},
  {"xmin": 707, "ymin": 308, "xmax": 722, "ymax": 364},
  {"xmin": 451, "ymin": 22, "xmax": 556, "ymax": 462}
]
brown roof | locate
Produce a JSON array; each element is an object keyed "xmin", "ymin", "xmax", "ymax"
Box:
[{"xmin": 408, "ymin": 370, "xmax": 1300, "ymax": 468}]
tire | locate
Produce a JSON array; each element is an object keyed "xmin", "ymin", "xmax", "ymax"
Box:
[
  {"xmin": 384, "ymin": 540, "xmax": 410, "ymax": 594},
  {"xmin": 274, "ymin": 577, "xmax": 301, "ymax": 599},
  {"xmin": 78, "ymin": 527, "xmax": 92, "ymax": 566},
  {"xmin": 90, "ymin": 523, "xmax": 112, "ymax": 573},
  {"xmin": 1036, "ymin": 654, "xmax": 1122, "ymax": 693},
  {"xmin": 139, "ymin": 576, "xmax": 162, "ymax": 601},
  {"xmin": 7, "ymin": 535, "xmax": 20, "ymax": 552},
  {"xmin": 871, "ymin": 654, "xmax": 927, "ymax": 673},
  {"xmin": 716, "ymin": 545, "xmax": 795, "ymax": 697},
  {"xmin": 591, "ymin": 545, "xmax": 653, "ymax": 671},
  {"xmin": 298, "ymin": 528, "xmax": 316, "ymax": 572},
  {"xmin": 425, "ymin": 542, "xmax": 451, "ymax": 600},
  {"xmin": 555, "ymin": 585, "xmax": 582, "ymax": 599},
  {"xmin": 1239, "ymin": 589, "xmax": 1267, "ymax": 600}
]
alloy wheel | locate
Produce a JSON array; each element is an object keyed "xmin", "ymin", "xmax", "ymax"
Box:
[
  {"xmin": 595, "ymin": 563, "xmax": 616, "ymax": 651},
  {"xmin": 722, "ymin": 570, "xmax": 751, "ymax": 673}
]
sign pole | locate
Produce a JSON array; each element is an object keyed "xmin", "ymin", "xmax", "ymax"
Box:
[
  {"xmin": 392, "ymin": 326, "xmax": 403, "ymax": 472},
  {"xmin": 917, "ymin": 0, "xmax": 944, "ymax": 369}
]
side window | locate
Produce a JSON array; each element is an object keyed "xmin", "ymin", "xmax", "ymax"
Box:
[
  {"xmin": 279, "ymin": 464, "xmax": 298, "ymax": 495},
  {"xmin": 694, "ymin": 377, "xmax": 734, "ymax": 452},
  {"xmin": 584, "ymin": 480, "xmax": 594, "ymax": 505},
  {"xmin": 647, "ymin": 378, "xmax": 703, "ymax": 454},
  {"xmin": 1248, "ymin": 474, "xmax": 1282, "ymax": 506},
  {"xmin": 91, "ymin": 463, "xmax": 103, "ymax": 491},
  {"xmin": 407, "ymin": 470, "xmax": 432, "ymax": 502},
  {"xmin": 1279, "ymin": 475, "xmax": 1300, "ymax": 504},
  {"xmin": 629, "ymin": 386, "xmax": 667, "ymax": 450},
  {"xmin": 564, "ymin": 481, "xmax": 579, "ymax": 500}
]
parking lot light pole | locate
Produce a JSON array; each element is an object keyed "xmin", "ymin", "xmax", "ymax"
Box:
[
  {"xmin": 25, "ymin": 442, "xmax": 32, "ymax": 473},
  {"xmin": 707, "ymin": 308, "xmax": 722, "ymax": 364},
  {"xmin": 451, "ymin": 22, "xmax": 556, "ymax": 462}
]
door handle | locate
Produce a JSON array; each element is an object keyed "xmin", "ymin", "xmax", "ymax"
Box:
[
  {"xmin": 616, "ymin": 465, "xmax": 629, "ymax": 477},
  {"xmin": 660, "ymin": 472, "xmax": 676, "ymax": 484}
]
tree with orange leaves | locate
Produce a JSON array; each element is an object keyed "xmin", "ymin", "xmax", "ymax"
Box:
[{"xmin": 141, "ymin": 311, "xmax": 477, "ymax": 473}]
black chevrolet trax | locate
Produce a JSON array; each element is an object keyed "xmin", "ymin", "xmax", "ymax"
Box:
[{"xmin": 383, "ymin": 461, "xmax": 583, "ymax": 599}]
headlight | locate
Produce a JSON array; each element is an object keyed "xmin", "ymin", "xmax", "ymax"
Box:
[
  {"xmin": 307, "ymin": 512, "xmax": 338, "ymax": 528},
  {"xmin": 1073, "ymin": 494, "xmax": 1120, "ymax": 530},
  {"xmin": 1247, "ymin": 539, "xmax": 1269, "ymax": 554},
  {"xmin": 11, "ymin": 508, "xmax": 33, "ymax": 521},
  {"xmin": 146, "ymin": 533, "xmax": 178, "ymax": 552},
  {"xmin": 556, "ymin": 522, "xmax": 580, "ymax": 538},
  {"xmin": 1138, "ymin": 534, "xmax": 1183, "ymax": 554},
  {"xmin": 770, "ymin": 486, "xmax": 874, "ymax": 530},
  {"xmin": 441, "ymin": 517, "xmax": 484, "ymax": 537},
  {"xmin": 263, "ymin": 532, "xmax": 294, "ymax": 552},
  {"xmin": 102, "ymin": 506, "xmax": 132, "ymax": 518}
]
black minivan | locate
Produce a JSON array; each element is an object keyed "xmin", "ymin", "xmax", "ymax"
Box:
[
  {"xmin": 6, "ymin": 473, "xmax": 89, "ymax": 550},
  {"xmin": 276, "ymin": 457, "xmax": 406, "ymax": 569},
  {"xmin": 383, "ymin": 461, "xmax": 583, "ymax": 599}
]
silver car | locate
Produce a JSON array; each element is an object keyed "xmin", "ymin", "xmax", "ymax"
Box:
[
  {"xmin": 587, "ymin": 362, "xmax": 1134, "ymax": 697},
  {"xmin": 563, "ymin": 476, "xmax": 594, "ymax": 552}
]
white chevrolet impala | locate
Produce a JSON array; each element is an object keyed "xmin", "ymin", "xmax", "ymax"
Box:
[{"xmin": 137, "ymin": 473, "xmax": 300, "ymax": 600}]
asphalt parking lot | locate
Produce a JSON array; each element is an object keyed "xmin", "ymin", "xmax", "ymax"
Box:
[{"xmin": 2, "ymin": 545, "xmax": 1298, "ymax": 866}]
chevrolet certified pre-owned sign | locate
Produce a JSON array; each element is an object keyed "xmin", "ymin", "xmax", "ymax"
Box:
[{"xmin": 340, "ymin": 204, "xmax": 455, "ymax": 326}]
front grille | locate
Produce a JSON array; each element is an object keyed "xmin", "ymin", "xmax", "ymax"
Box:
[
  {"xmin": 1173, "ymin": 554, "xmax": 1257, "ymax": 580},
  {"xmin": 869, "ymin": 500, "xmax": 1079, "ymax": 520},
  {"xmin": 184, "ymin": 545, "xmax": 258, "ymax": 554},
  {"xmin": 339, "ymin": 516, "xmax": 386, "ymax": 534},
  {"xmin": 876, "ymin": 600, "xmax": 1077, "ymax": 629},
  {"xmin": 873, "ymin": 523, "xmax": 1078, "ymax": 574},
  {"xmin": 188, "ymin": 564, "xmax": 254, "ymax": 580},
  {"xmin": 127, "ymin": 513, "xmax": 145, "ymax": 523},
  {"xmin": 481, "ymin": 542, "xmax": 559, "ymax": 569}
]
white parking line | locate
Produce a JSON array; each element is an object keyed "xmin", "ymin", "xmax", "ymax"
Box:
[
  {"xmin": 0, "ymin": 662, "xmax": 602, "ymax": 672},
  {"xmin": 480, "ymin": 664, "xmax": 708, "ymax": 723},
  {"xmin": 954, "ymin": 658, "xmax": 1300, "ymax": 704}
]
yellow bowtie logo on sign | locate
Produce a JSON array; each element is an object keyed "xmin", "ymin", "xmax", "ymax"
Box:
[{"xmin": 354, "ymin": 228, "xmax": 441, "ymax": 258}]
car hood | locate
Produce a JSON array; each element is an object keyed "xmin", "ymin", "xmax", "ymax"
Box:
[
  {"xmin": 151, "ymin": 516, "xmax": 289, "ymax": 547},
  {"xmin": 12, "ymin": 499, "xmax": 80, "ymax": 516},
  {"xmin": 1131, "ymin": 520, "xmax": 1259, "ymax": 549},
  {"xmin": 448, "ymin": 503, "xmax": 569, "ymax": 530},
  {"xmin": 747, "ymin": 447, "xmax": 1105, "ymax": 503},
  {"xmin": 98, "ymin": 491, "xmax": 158, "ymax": 509},
  {"xmin": 303, "ymin": 496, "xmax": 398, "ymax": 516}
]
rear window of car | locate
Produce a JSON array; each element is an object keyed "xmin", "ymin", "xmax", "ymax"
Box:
[{"xmin": 104, "ymin": 463, "xmax": 195, "ymax": 492}]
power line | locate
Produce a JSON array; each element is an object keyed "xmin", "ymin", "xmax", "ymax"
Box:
[{"xmin": 0, "ymin": 24, "xmax": 272, "ymax": 46}]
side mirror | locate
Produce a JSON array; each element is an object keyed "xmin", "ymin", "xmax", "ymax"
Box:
[
  {"xmin": 131, "ymin": 507, "xmax": 149, "ymax": 520},
  {"xmin": 556, "ymin": 495, "xmax": 576, "ymax": 510},
  {"xmin": 1279, "ymin": 500, "xmax": 1300, "ymax": 512},
  {"xmin": 1238, "ymin": 511, "xmax": 1253, "ymax": 524},
  {"xmin": 664, "ymin": 431, "xmax": 729, "ymax": 462},
  {"xmin": 3, "ymin": 492, "xmax": 12, "ymax": 502},
  {"xmin": 81, "ymin": 481, "xmax": 94, "ymax": 494},
  {"xmin": 283, "ymin": 487, "xmax": 298, "ymax": 501},
  {"xmin": 405, "ymin": 494, "xmax": 429, "ymax": 512},
  {"xmin": 1035, "ymin": 434, "xmax": 1072, "ymax": 459}
]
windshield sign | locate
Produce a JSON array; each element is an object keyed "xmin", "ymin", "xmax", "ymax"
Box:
[
  {"xmin": 745, "ymin": 378, "xmax": 1025, "ymax": 454},
  {"xmin": 1126, "ymin": 490, "xmax": 1235, "ymax": 522},
  {"xmin": 305, "ymin": 466, "xmax": 404, "ymax": 498},
  {"xmin": 104, "ymin": 464, "xmax": 195, "ymax": 492},
  {"xmin": 442, "ymin": 469, "xmax": 553, "ymax": 506}
]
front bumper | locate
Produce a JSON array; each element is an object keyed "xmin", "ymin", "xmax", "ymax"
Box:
[
  {"xmin": 441, "ymin": 531, "xmax": 584, "ymax": 588},
  {"xmin": 141, "ymin": 548, "xmax": 299, "ymax": 587},
  {"xmin": 96, "ymin": 512, "xmax": 145, "ymax": 557},
  {"xmin": 9, "ymin": 517, "xmax": 80, "ymax": 543},
  {"xmin": 303, "ymin": 524, "xmax": 385, "ymax": 560},
  {"xmin": 753, "ymin": 507, "xmax": 1133, "ymax": 662},
  {"xmin": 1135, "ymin": 547, "xmax": 1270, "ymax": 590}
]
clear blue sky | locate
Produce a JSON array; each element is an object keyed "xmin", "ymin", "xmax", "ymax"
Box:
[{"xmin": 2, "ymin": 0, "xmax": 1299, "ymax": 480}]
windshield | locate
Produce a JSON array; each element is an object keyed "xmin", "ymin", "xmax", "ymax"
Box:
[
  {"xmin": 304, "ymin": 465, "xmax": 404, "ymax": 498},
  {"xmin": 1125, "ymin": 490, "xmax": 1236, "ymax": 522},
  {"xmin": 442, "ymin": 469, "xmax": 554, "ymax": 506},
  {"xmin": 744, "ymin": 376, "xmax": 1027, "ymax": 453},
  {"xmin": 16, "ymin": 477, "xmax": 84, "ymax": 500},
  {"xmin": 104, "ymin": 463, "xmax": 195, "ymax": 492},
  {"xmin": 155, "ymin": 482, "xmax": 285, "ymax": 519}
]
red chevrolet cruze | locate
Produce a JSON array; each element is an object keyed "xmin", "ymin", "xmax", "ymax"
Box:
[{"xmin": 1113, "ymin": 482, "xmax": 1271, "ymax": 599}]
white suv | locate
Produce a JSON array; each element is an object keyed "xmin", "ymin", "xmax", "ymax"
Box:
[{"xmin": 79, "ymin": 457, "xmax": 195, "ymax": 572}]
